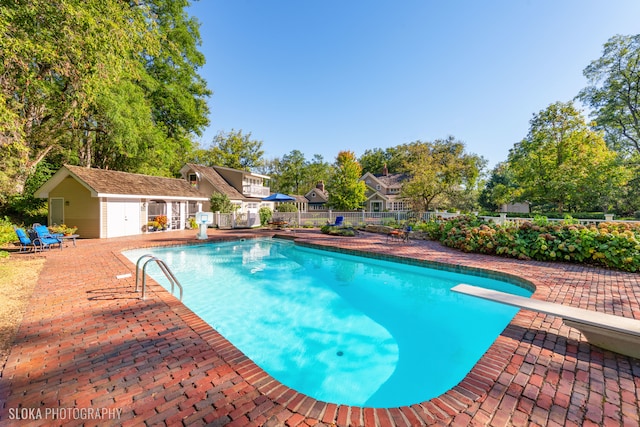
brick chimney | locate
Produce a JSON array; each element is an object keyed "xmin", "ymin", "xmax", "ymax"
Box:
[
  {"xmin": 382, "ymin": 164, "xmax": 388, "ymax": 176},
  {"xmin": 316, "ymin": 181, "xmax": 325, "ymax": 192}
]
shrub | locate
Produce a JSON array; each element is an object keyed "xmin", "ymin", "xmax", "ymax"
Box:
[
  {"xmin": 437, "ymin": 215, "xmax": 640, "ymax": 272},
  {"xmin": 259, "ymin": 207, "xmax": 273, "ymax": 226},
  {"xmin": 275, "ymin": 203, "xmax": 298, "ymax": 212},
  {"xmin": 0, "ymin": 217, "xmax": 16, "ymax": 245},
  {"xmin": 321, "ymin": 224, "xmax": 356, "ymax": 236}
]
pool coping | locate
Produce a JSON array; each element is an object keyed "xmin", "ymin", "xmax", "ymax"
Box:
[{"xmin": 1, "ymin": 229, "xmax": 639, "ymax": 426}]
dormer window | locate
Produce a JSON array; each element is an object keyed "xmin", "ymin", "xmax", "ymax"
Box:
[{"xmin": 188, "ymin": 173, "xmax": 198, "ymax": 187}]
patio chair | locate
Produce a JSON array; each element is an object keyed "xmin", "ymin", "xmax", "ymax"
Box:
[
  {"xmin": 328, "ymin": 216, "xmax": 344, "ymax": 227},
  {"xmin": 13, "ymin": 226, "xmax": 35, "ymax": 252},
  {"xmin": 402, "ymin": 225, "xmax": 412, "ymax": 243},
  {"xmin": 32, "ymin": 224, "xmax": 63, "ymax": 250}
]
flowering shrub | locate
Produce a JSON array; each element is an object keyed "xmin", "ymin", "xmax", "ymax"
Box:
[
  {"xmin": 49, "ymin": 224, "xmax": 78, "ymax": 235},
  {"xmin": 437, "ymin": 215, "xmax": 640, "ymax": 272}
]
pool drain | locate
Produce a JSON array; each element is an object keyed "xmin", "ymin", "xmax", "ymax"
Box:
[{"xmin": 336, "ymin": 351, "xmax": 344, "ymax": 356}]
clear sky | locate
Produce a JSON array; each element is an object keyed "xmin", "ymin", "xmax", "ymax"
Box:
[{"xmin": 187, "ymin": 0, "xmax": 640, "ymax": 169}]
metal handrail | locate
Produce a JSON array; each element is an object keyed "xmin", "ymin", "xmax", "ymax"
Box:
[{"xmin": 135, "ymin": 254, "xmax": 183, "ymax": 301}]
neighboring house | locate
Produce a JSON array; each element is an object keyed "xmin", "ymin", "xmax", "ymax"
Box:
[
  {"xmin": 360, "ymin": 166, "xmax": 410, "ymax": 212},
  {"xmin": 35, "ymin": 165, "xmax": 208, "ymax": 238},
  {"xmin": 304, "ymin": 181, "xmax": 329, "ymax": 211},
  {"xmin": 179, "ymin": 163, "xmax": 274, "ymax": 226}
]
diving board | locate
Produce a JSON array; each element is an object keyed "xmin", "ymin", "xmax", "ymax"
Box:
[{"xmin": 451, "ymin": 284, "xmax": 640, "ymax": 359}]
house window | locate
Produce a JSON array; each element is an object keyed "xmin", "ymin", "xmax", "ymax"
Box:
[
  {"xmin": 311, "ymin": 192, "xmax": 316, "ymax": 198},
  {"xmin": 375, "ymin": 184, "xmax": 381, "ymax": 190},
  {"xmin": 188, "ymin": 173, "xmax": 198, "ymax": 187}
]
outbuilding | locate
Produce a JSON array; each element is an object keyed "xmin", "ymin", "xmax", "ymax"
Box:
[{"xmin": 35, "ymin": 165, "xmax": 208, "ymax": 238}]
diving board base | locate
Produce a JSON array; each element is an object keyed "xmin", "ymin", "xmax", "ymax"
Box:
[
  {"xmin": 563, "ymin": 319, "xmax": 640, "ymax": 359},
  {"xmin": 451, "ymin": 284, "xmax": 640, "ymax": 360}
]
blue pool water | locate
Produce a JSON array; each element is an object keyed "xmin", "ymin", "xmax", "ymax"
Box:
[{"xmin": 123, "ymin": 238, "xmax": 532, "ymax": 408}]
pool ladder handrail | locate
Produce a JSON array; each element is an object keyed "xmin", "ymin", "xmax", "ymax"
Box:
[{"xmin": 135, "ymin": 254, "xmax": 183, "ymax": 301}]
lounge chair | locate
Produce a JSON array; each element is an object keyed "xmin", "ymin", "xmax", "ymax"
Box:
[
  {"xmin": 328, "ymin": 216, "xmax": 344, "ymax": 227},
  {"xmin": 13, "ymin": 227, "xmax": 35, "ymax": 252},
  {"xmin": 32, "ymin": 224, "xmax": 62, "ymax": 250}
]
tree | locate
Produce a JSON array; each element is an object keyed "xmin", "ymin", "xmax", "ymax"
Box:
[
  {"xmin": 326, "ymin": 151, "xmax": 367, "ymax": 210},
  {"xmin": 209, "ymin": 192, "xmax": 236, "ymax": 213},
  {"xmin": 0, "ymin": 0, "xmax": 211, "ymax": 204},
  {"xmin": 401, "ymin": 137, "xmax": 485, "ymax": 211},
  {"xmin": 578, "ymin": 34, "xmax": 640, "ymax": 156},
  {"xmin": 305, "ymin": 154, "xmax": 332, "ymax": 192},
  {"xmin": 507, "ymin": 101, "xmax": 629, "ymax": 213},
  {"xmin": 191, "ymin": 130, "xmax": 264, "ymax": 170},
  {"xmin": 0, "ymin": 1, "xmax": 155, "ymax": 195},
  {"xmin": 358, "ymin": 147, "xmax": 407, "ymax": 175},
  {"xmin": 478, "ymin": 162, "xmax": 521, "ymax": 212},
  {"xmin": 278, "ymin": 150, "xmax": 308, "ymax": 194}
]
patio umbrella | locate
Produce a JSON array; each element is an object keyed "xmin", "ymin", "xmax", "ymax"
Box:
[{"xmin": 262, "ymin": 193, "xmax": 295, "ymax": 202}]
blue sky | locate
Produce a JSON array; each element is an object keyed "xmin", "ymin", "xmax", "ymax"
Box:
[{"xmin": 187, "ymin": 0, "xmax": 640, "ymax": 169}]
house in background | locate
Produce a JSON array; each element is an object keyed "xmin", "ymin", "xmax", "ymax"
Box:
[
  {"xmin": 180, "ymin": 163, "xmax": 274, "ymax": 227},
  {"xmin": 360, "ymin": 165, "xmax": 410, "ymax": 212},
  {"xmin": 304, "ymin": 181, "xmax": 329, "ymax": 211},
  {"xmin": 35, "ymin": 165, "xmax": 207, "ymax": 238}
]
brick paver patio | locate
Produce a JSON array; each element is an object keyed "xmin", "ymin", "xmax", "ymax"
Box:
[{"xmin": 0, "ymin": 229, "xmax": 639, "ymax": 426}]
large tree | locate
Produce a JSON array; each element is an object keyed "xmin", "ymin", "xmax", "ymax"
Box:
[
  {"xmin": 401, "ymin": 137, "xmax": 485, "ymax": 211},
  {"xmin": 478, "ymin": 162, "xmax": 520, "ymax": 212},
  {"xmin": 191, "ymin": 129, "xmax": 264, "ymax": 170},
  {"xmin": 358, "ymin": 147, "xmax": 406, "ymax": 175},
  {"xmin": 507, "ymin": 101, "xmax": 628, "ymax": 213},
  {"xmin": 578, "ymin": 34, "xmax": 640, "ymax": 156},
  {"xmin": 278, "ymin": 150, "xmax": 308, "ymax": 194},
  {"xmin": 0, "ymin": 1, "xmax": 153, "ymax": 195},
  {"xmin": 0, "ymin": 0, "xmax": 211, "ymax": 202},
  {"xmin": 326, "ymin": 151, "xmax": 366, "ymax": 210}
]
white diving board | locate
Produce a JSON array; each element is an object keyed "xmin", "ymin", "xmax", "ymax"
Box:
[{"xmin": 451, "ymin": 284, "xmax": 640, "ymax": 359}]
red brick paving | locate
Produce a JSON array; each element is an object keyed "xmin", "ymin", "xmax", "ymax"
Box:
[{"xmin": 1, "ymin": 228, "xmax": 639, "ymax": 426}]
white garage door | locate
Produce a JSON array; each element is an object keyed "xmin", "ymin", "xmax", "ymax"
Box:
[{"xmin": 107, "ymin": 199, "xmax": 141, "ymax": 238}]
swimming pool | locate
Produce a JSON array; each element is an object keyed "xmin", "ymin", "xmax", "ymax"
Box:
[{"xmin": 123, "ymin": 238, "xmax": 532, "ymax": 408}]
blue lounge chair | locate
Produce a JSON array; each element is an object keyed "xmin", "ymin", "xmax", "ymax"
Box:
[
  {"xmin": 13, "ymin": 227, "xmax": 35, "ymax": 252},
  {"xmin": 328, "ymin": 216, "xmax": 344, "ymax": 226},
  {"xmin": 32, "ymin": 224, "xmax": 62, "ymax": 250}
]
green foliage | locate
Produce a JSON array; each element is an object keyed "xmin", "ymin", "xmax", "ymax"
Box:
[
  {"xmin": 508, "ymin": 101, "xmax": 629, "ymax": 213},
  {"xmin": 320, "ymin": 224, "xmax": 356, "ymax": 237},
  {"xmin": 579, "ymin": 34, "xmax": 640, "ymax": 156},
  {"xmin": 326, "ymin": 151, "xmax": 367, "ymax": 210},
  {"xmin": 1, "ymin": 0, "xmax": 210, "ymax": 198},
  {"xmin": 358, "ymin": 147, "xmax": 406, "ymax": 175},
  {"xmin": 258, "ymin": 207, "xmax": 273, "ymax": 226},
  {"xmin": 435, "ymin": 216, "xmax": 640, "ymax": 272},
  {"xmin": 192, "ymin": 129, "xmax": 264, "ymax": 171},
  {"xmin": 478, "ymin": 162, "xmax": 519, "ymax": 211},
  {"xmin": 414, "ymin": 220, "xmax": 442, "ymax": 240},
  {"xmin": 0, "ymin": 217, "xmax": 17, "ymax": 246},
  {"xmin": 209, "ymin": 192, "xmax": 236, "ymax": 213},
  {"xmin": 278, "ymin": 150, "xmax": 308, "ymax": 194},
  {"xmin": 275, "ymin": 203, "xmax": 298, "ymax": 212},
  {"xmin": 401, "ymin": 137, "xmax": 486, "ymax": 211}
]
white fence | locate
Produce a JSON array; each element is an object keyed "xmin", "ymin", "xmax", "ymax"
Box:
[{"xmin": 212, "ymin": 210, "xmax": 638, "ymax": 229}]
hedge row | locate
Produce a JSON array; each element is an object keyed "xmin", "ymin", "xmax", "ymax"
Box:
[{"xmin": 432, "ymin": 216, "xmax": 640, "ymax": 272}]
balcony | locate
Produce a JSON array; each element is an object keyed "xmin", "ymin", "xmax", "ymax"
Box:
[{"xmin": 243, "ymin": 185, "xmax": 270, "ymax": 197}]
